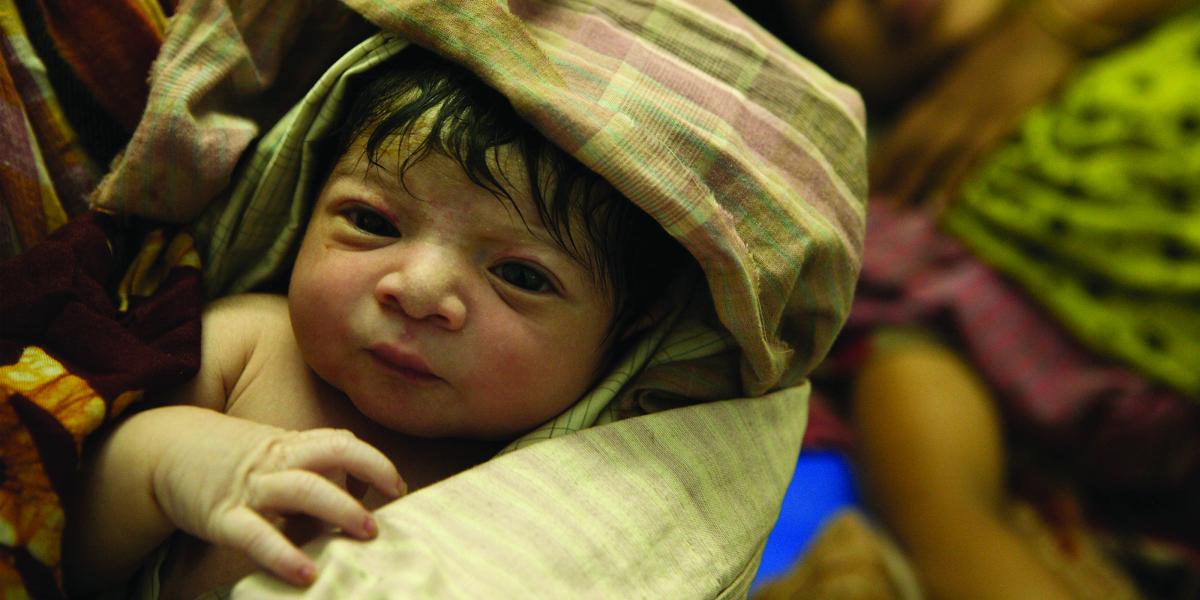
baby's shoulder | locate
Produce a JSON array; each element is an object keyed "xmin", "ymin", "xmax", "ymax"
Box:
[
  {"xmin": 201, "ymin": 294, "xmax": 311, "ymax": 412},
  {"xmin": 203, "ymin": 293, "xmax": 291, "ymax": 337},
  {"xmin": 203, "ymin": 295, "xmax": 328, "ymax": 422},
  {"xmin": 164, "ymin": 294, "xmax": 294, "ymax": 412},
  {"xmin": 204, "ymin": 292, "xmax": 289, "ymax": 319},
  {"xmin": 201, "ymin": 293, "xmax": 294, "ymax": 376}
]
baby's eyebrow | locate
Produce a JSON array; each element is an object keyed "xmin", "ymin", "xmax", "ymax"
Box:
[
  {"xmin": 484, "ymin": 221, "xmax": 595, "ymax": 272},
  {"xmin": 481, "ymin": 221, "xmax": 559, "ymax": 253},
  {"xmin": 330, "ymin": 154, "xmax": 597, "ymax": 275}
]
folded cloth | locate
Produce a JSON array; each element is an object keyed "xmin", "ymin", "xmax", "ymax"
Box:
[
  {"xmin": 0, "ymin": 0, "xmax": 176, "ymax": 259},
  {"xmin": 832, "ymin": 201, "xmax": 1200, "ymax": 492},
  {"xmin": 1, "ymin": 3, "xmax": 198, "ymax": 598},
  {"xmin": 810, "ymin": 200, "xmax": 1200, "ymax": 563},
  {"xmin": 0, "ymin": 212, "xmax": 201, "ymax": 599}
]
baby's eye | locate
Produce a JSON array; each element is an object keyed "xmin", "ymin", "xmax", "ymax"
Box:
[
  {"xmin": 347, "ymin": 207, "xmax": 399, "ymax": 237},
  {"xmin": 491, "ymin": 262, "xmax": 553, "ymax": 293}
]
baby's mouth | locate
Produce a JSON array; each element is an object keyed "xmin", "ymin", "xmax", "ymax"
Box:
[{"xmin": 368, "ymin": 345, "xmax": 442, "ymax": 384}]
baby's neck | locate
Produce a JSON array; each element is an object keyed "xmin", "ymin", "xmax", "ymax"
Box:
[
  {"xmin": 356, "ymin": 422, "xmax": 505, "ymax": 499},
  {"xmin": 308, "ymin": 381, "xmax": 504, "ymax": 495}
]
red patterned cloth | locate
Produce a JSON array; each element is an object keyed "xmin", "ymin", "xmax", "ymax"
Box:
[
  {"xmin": 0, "ymin": 0, "xmax": 176, "ymax": 258},
  {"xmin": 33, "ymin": 0, "xmax": 172, "ymax": 132},
  {"xmin": 2, "ymin": 5, "xmax": 192, "ymax": 594}
]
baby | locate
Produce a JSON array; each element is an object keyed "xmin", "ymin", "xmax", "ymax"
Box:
[{"xmin": 65, "ymin": 45, "xmax": 687, "ymax": 598}]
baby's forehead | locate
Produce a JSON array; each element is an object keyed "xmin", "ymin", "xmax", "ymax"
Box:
[
  {"xmin": 336, "ymin": 125, "xmax": 531, "ymax": 192},
  {"xmin": 335, "ymin": 130, "xmax": 595, "ymax": 258}
]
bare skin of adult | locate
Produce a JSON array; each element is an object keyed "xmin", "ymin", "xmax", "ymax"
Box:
[{"xmin": 852, "ymin": 336, "xmax": 1075, "ymax": 600}]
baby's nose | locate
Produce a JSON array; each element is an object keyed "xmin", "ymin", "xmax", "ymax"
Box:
[{"xmin": 374, "ymin": 248, "xmax": 467, "ymax": 330}]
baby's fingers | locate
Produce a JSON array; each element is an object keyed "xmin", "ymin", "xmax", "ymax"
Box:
[
  {"xmin": 256, "ymin": 470, "xmax": 379, "ymax": 540},
  {"xmin": 220, "ymin": 508, "xmax": 316, "ymax": 587},
  {"xmin": 288, "ymin": 429, "xmax": 406, "ymax": 498}
]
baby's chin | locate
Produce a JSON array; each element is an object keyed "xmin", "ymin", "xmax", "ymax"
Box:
[{"xmin": 343, "ymin": 391, "xmax": 472, "ymax": 438}]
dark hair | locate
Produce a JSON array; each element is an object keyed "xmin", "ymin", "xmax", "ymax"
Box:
[{"xmin": 317, "ymin": 44, "xmax": 690, "ymax": 347}]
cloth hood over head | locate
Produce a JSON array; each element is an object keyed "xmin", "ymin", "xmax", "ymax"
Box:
[{"xmin": 97, "ymin": 0, "xmax": 866, "ymax": 423}]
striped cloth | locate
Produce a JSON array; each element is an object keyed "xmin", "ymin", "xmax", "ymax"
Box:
[{"xmin": 92, "ymin": 0, "xmax": 867, "ymax": 597}]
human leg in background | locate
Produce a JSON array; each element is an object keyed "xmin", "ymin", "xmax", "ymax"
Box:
[{"xmin": 851, "ymin": 331, "xmax": 1074, "ymax": 600}]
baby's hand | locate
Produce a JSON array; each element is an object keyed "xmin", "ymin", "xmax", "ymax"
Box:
[{"xmin": 151, "ymin": 408, "xmax": 406, "ymax": 586}]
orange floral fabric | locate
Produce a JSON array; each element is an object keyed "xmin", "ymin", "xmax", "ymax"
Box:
[{"xmin": 0, "ymin": 213, "xmax": 201, "ymax": 599}]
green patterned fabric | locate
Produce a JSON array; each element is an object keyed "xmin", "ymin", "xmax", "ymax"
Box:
[{"xmin": 944, "ymin": 10, "xmax": 1200, "ymax": 397}]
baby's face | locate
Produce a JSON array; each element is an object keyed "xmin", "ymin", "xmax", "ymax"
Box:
[{"xmin": 289, "ymin": 137, "xmax": 614, "ymax": 439}]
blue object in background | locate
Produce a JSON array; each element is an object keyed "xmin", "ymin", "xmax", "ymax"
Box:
[{"xmin": 751, "ymin": 450, "xmax": 859, "ymax": 590}]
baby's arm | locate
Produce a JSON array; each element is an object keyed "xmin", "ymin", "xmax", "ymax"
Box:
[{"xmin": 64, "ymin": 296, "xmax": 405, "ymax": 594}]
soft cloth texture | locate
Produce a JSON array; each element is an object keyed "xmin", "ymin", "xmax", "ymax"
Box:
[
  {"xmin": 831, "ymin": 202, "xmax": 1200, "ymax": 493},
  {"xmin": 86, "ymin": 0, "xmax": 867, "ymax": 597},
  {"xmin": 0, "ymin": 0, "xmax": 174, "ymax": 258},
  {"xmin": 808, "ymin": 200, "xmax": 1200, "ymax": 580}
]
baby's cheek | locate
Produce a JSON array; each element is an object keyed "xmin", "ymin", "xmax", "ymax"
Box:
[
  {"xmin": 305, "ymin": 254, "xmax": 362, "ymax": 290},
  {"xmin": 289, "ymin": 267, "xmax": 355, "ymax": 367},
  {"xmin": 474, "ymin": 338, "xmax": 537, "ymax": 389},
  {"xmin": 470, "ymin": 336, "xmax": 558, "ymax": 415}
]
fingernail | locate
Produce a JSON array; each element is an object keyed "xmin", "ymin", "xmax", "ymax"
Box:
[
  {"xmin": 395, "ymin": 480, "xmax": 408, "ymax": 497},
  {"xmin": 298, "ymin": 564, "xmax": 315, "ymax": 584},
  {"xmin": 363, "ymin": 515, "xmax": 377, "ymax": 537}
]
